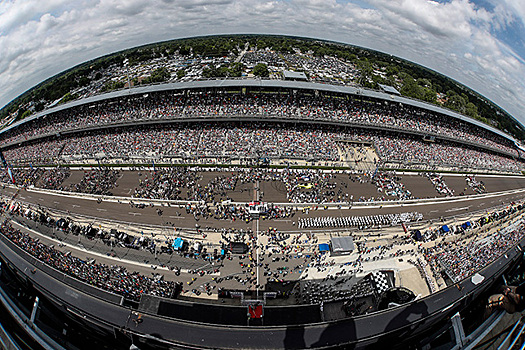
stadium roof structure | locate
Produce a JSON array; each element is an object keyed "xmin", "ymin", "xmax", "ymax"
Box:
[
  {"xmin": 378, "ymin": 84, "xmax": 401, "ymax": 95},
  {"xmin": 0, "ymin": 79, "xmax": 517, "ymax": 145},
  {"xmin": 282, "ymin": 70, "xmax": 308, "ymax": 81}
]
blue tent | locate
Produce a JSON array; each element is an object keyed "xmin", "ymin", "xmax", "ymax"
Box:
[
  {"xmin": 441, "ymin": 225, "xmax": 450, "ymax": 233},
  {"xmin": 172, "ymin": 237, "xmax": 184, "ymax": 251},
  {"xmin": 319, "ymin": 243, "xmax": 330, "ymax": 253},
  {"xmin": 461, "ymin": 221, "xmax": 472, "ymax": 230}
]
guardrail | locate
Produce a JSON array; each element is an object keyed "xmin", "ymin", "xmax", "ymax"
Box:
[{"xmin": 0, "ymin": 321, "xmax": 22, "ymax": 350}]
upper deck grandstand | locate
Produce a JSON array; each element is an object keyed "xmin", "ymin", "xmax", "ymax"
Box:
[{"xmin": 0, "ymin": 80, "xmax": 523, "ymax": 175}]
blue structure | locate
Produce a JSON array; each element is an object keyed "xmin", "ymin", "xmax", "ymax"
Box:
[
  {"xmin": 172, "ymin": 237, "xmax": 184, "ymax": 251},
  {"xmin": 319, "ymin": 243, "xmax": 330, "ymax": 253}
]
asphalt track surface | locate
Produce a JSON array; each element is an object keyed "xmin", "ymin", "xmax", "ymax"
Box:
[
  {"xmin": 4, "ymin": 171, "xmax": 525, "ymax": 234},
  {"xmin": 4, "ymin": 171, "xmax": 525, "ymax": 298}
]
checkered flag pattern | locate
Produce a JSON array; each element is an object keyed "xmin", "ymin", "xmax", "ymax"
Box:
[{"xmin": 371, "ymin": 271, "xmax": 390, "ymax": 294}]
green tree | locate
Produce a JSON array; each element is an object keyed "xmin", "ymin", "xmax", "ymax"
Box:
[
  {"xmin": 229, "ymin": 62, "xmax": 244, "ymax": 77},
  {"xmin": 145, "ymin": 67, "xmax": 170, "ymax": 83},
  {"xmin": 35, "ymin": 102, "xmax": 44, "ymax": 112},
  {"xmin": 101, "ymin": 80, "xmax": 125, "ymax": 92},
  {"xmin": 417, "ymin": 78, "xmax": 431, "ymax": 88},
  {"xmin": 400, "ymin": 76, "xmax": 423, "ymax": 100},
  {"xmin": 17, "ymin": 108, "xmax": 26, "ymax": 119},
  {"xmin": 253, "ymin": 63, "xmax": 269, "ymax": 77},
  {"xmin": 445, "ymin": 94, "xmax": 467, "ymax": 113},
  {"xmin": 176, "ymin": 69, "xmax": 186, "ymax": 79},
  {"xmin": 356, "ymin": 59, "xmax": 373, "ymax": 86},
  {"xmin": 385, "ymin": 64, "xmax": 399, "ymax": 76},
  {"xmin": 20, "ymin": 110, "xmax": 31, "ymax": 120},
  {"xmin": 465, "ymin": 102, "xmax": 479, "ymax": 118},
  {"xmin": 60, "ymin": 92, "xmax": 78, "ymax": 104},
  {"xmin": 203, "ymin": 65, "xmax": 230, "ymax": 78},
  {"xmin": 422, "ymin": 88, "xmax": 437, "ymax": 104}
]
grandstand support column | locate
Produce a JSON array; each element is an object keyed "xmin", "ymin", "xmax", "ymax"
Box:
[
  {"xmin": 451, "ymin": 312, "xmax": 466, "ymax": 348},
  {"xmin": 30, "ymin": 296, "xmax": 40, "ymax": 324},
  {"xmin": 124, "ymin": 58, "xmax": 131, "ymax": 92}
]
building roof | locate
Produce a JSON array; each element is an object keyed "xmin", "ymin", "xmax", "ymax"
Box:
[
  {"xmin": 331, "ymin": 236, "xmax": 355, "ymax": 254},
  {"xmin": 282, "ymin": 70, "xmax": 308, "ymax": 80},
  {"xmin": 378, "ymin": 84, "xmax": 401, "ymax": 95}
]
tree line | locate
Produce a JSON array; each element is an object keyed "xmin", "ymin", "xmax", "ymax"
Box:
[{"xmin": 1, "ymin": 34, "xmax": 522, "ymax": 140}]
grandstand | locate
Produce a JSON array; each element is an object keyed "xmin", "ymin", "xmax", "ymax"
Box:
[
  {"xmin": 0, "ymin": 80, "xmax": 523, "ymax": 175},
  {"xmin": 0, "ymin": 79, "xmax": 525, "ymax": 349}
]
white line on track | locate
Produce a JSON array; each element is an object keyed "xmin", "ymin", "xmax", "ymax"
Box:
[
  {"xmin": 128, "ymin": 212, "xmax": 141, "ymax": 216},
  {"xmin": 96, "ymin": 208, "xmax": 107, "ymax": 212},
  {"xmin": 445, "ymin": 206, "xmax": 470, "ymax": 212},
  {"xmin": 168, "ymin": 215, "xmax": 185, "ymax": 219}
]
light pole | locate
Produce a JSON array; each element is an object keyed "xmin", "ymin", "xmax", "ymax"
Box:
[
  {"xmin": 249, "ymin": 180, "xmax": 262, "ymax": 300},
  {"xmin": 123, "ymin": 58, "xmax": 131, "ymax": 92},
  {"xmin": 256, "ymin": 216, "xmax": 260, "ymax": 299}
]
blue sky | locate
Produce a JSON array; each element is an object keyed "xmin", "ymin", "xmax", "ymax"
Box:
[
  {"xmin": 471, "ymin": 0, "xmax": 525, "ymax": 61},
  {"xmin": 0, "ymin": 0, "xmax": 524, "ymax": 126}
]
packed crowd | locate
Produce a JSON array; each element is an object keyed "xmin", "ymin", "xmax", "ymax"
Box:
[
  {"xmin": 0, "ymin": 90, "xmax": 517, "ymax": 159},
  {"xmin": 433, "ymin": 226, "xmax": 524, "ymax": 283},
  {"xmin": 130, "ymin": 167, "xmax": 420, "ymax": 205},
  {"xmin": 2, "ymin": 167, "xmax": 42, "ymax": 187},
  {"xmin": 0, "ymin": 221, "xmax": 175, "ymax": 301},
  {"xmin": 183, "ymin": 202, "xmax": 294, "ymax": 222},
  {"xmin": 0, "ymin": 167, "xmax": 71, "ymax": 191},
  {"xmin": 285, "ymin": 169, "xmax": 353, "ymax": 203},
  {"xmin": 39, "ymin": 168, "xmax": 71, "ymax": 190},
  {"xmin": 375, "ymin": 134, "xmax": 520, "ymax": 171},
  {"xmin": 67, "ymin": 169, "xmax": 121, "ymax": 196},
  {"xmin": 0, "ymin": 164, "xmax": 509, "ymax": 208},
  {"xmin": 412, "ymin": 257, "xmax": 437, "ymax": 293},
  {"xmin": 133, "ymin": 167, "xmax": 354, "ymax": 204},
  {"xmin": 4, "ymin": 122, "xmax": 522, "ymax": 173},
  {"xmin": 424, "ymin": 205, "xmax": 525, "ymax": 283},
  {"xmin": 133, "ymin": 168, "xmax": 202, "ymax": 200}
]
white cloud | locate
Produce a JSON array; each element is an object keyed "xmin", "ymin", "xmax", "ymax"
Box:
[
  {"xmin": 496, "ymin": 0, "xmax": 525, "ymax": 27},
  {"xmin": 0, "ymin": 0, "xmax": 68, "ymax": 34},
  {"xmin": 0, "ymin": 0, "xmax": 523, "ymax": 126}
]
